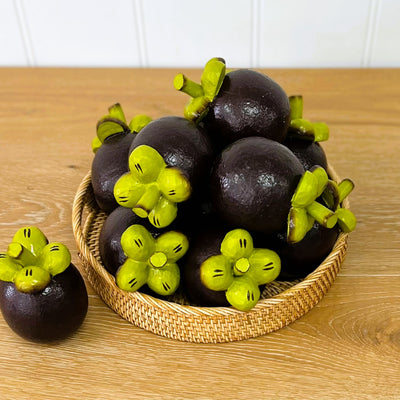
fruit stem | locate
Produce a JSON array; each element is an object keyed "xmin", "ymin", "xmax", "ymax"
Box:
[
  {"xmin": 306, "ymin": 201, "xmax": 338, "ymax": 229},
  {"xmin": 173, "ymin": 74, "xmax": 204, "ymax": 98},
  {"xmin": 133, "ymin": 184, "xmax": 161, "ymax": 218},
  {"xmin": 7, "ymin": 243, "xmax": 37, "ymax": 267},
  {"xmin": 234, "ymin": 258, "xmax": 250, "ymax": 275},
  {"xmin": 149, "ymin": 252, "xmax": 168, "ymax": 269}
]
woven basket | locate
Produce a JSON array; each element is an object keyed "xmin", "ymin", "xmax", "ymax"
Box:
[{"xmin": 72, "ymin": 165, "xmax": 349, "ymax": 343}]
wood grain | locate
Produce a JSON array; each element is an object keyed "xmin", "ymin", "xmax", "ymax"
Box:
[{"xmin": 0, "ymin": 68, "xmax": 399, "ymax": 399}]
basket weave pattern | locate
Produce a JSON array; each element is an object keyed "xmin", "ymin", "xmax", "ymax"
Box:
[{"xmin": 72, "ymin": 166, "xmax": 349, "ymax": 343}]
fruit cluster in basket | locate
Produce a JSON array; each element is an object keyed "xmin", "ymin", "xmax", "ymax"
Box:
[{"xmin": 91, "ymin": 57, "xmax": 356, "ymax": 312}]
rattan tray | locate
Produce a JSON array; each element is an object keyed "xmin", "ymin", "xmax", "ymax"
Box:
[{"xmin": 72, "ymin": 165, "xmax": 349, "ymax": 343}]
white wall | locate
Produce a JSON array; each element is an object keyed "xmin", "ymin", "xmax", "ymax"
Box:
[{"xmin": 1, "ymin": 0, "xmax": 398, "ymax": 68}]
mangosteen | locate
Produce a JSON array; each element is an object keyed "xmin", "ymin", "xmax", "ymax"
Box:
[
  {"xmin": 183, "ymin": 227, "xmax": 281, "ymax": 311},
  {"xmin": 182, "ymin": 225, "xmax": 229, "ymax": 307},
  {"xmin": 99, "ymin": 206, "xmax": 161, "ymax": 276},
  {"xmin": 129, "ymin": 116, "xmax": 213, "ymax": 191},
  {"xmin": 174, "ymin": 57, "xmax": 290, "ymax": 148},
  {"xmin": 115, "ymin": 224, "xmax": 189, "ymax": 297},
  {"xmin": 257, "ymin": 222, "xmax": 340, "ymax": 281},
  {"xmin": 210, "ymin": 136, "xmax": 305, "ymax": 235},
  {"xmin": 91, "ymin": 103, "xmax": 152, "ymax": 213},
  {"xmin": 284, "ymin": 136, "xmax": 328, "ymax": 171},
  {"xmin": 113, "ymin": 116, "xmax": 214, "ymax": 229},
  {"xmin": 0, "ymin": 227, "xmax": 88, "ymax": 343}
]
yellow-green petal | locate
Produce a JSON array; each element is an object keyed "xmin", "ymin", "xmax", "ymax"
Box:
[
  {"xmin": 12, "ymin": 226, "xmax": 48, "ymax": 257},
  {"xmin": 220, "ymin": 229, "xmax": 254, "ymax": 261},
  {"xmin": 155, "ymin": 231, "xmax": 189, "ymax": 263},
  {"xmin": 37, "ymin": 242, "xmax": 71, "ymax": 276},
  {"xmin": 200, "ymin": 254, "xmax": 234, "ymax": 292},
  {"xmin": 120, "ymin": 224, "xmax": 155, "ymax": 262},
  {"xmin": 116, "ymin": 259, "xmax": 149, "ymax": 292}
]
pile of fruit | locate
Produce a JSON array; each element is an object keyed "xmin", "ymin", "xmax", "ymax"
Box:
[{"xmin": 92, "ymin": 57, "xmax": 356, "ymax": 312}]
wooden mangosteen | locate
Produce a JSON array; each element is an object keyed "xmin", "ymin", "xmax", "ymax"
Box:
[
  {"xmin": 182, "ymin": 226, "xmax": 281, "ymax": 311},
  {"xmin": 0, "ymin": 227, "xmax": 88, "ymax": 343},
  {"xmin": 113, "ymin": 116, "xmax": 214, "ymax": 229},
  {"xmin": 91, "ymin": 104, "xmax": 151, "ymax": 213},
  {"xmin": 210, "ymin": 136, "xmax": 305, "ymax": 235},
  {"xmin": 174, "ymin": 57, "xmax": 290, "ymax": 149}
]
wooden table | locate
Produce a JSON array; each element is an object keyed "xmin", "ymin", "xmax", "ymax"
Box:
[{"xmin": 0, "ymin": 68, "xmax": 399, "ymax": 399}]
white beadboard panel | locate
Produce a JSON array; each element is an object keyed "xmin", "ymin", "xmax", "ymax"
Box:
[
  {"xmin": 22, "ymin": 0, "xmax": 141, "ymax": 67},
  {"xmin": 141, "ymin": 0, "xmax": 254, "ymax": 68},
  {"xmin": 370, "ymin": 0, "xmax": 400, "ymax": 66},
  {"xmin": 0, "ymin": 0, "xmax": 28, "ymax": 65},
  {"xmin": 258, "ymin": 0, "xmax": 371, "ymax": 68}
]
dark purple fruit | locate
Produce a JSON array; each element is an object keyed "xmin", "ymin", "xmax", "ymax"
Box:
[
  {"xmin": 175, "ymin": 59, "xmax": 290, "ymax": 149},
  {"xmin": 92, "ymin": 131, "xmax": 134, "ymax": 213},
  {"xmin": 182, "ymin": 226, "xmax": 229, "ymax": 307},
  {"xmin": 210, "ymin": 137, "xmax": 304, "ymax": 234},
  {"xmin": 284, "ymin": 136, "xmax": 328, "ymax": 171},
  {"xmin": 0, "ymin": 264, "xmax": 88, "ymax": 343},
  {"xmin": 99, "ymin": 206, "xmax": 152, "ymax": 276},
  {"xmin": 204, "ymin": 69, "xmax": 290, "ymax": 146},
  {"xmin": 257, "ymin": 222, "xmax": 340, "ymax": 280},
  {"xmin": 129, "ymin": 116, "xmax": 213, "ymax": 191}
]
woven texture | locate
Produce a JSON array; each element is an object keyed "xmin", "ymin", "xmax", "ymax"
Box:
[{"xmin": 72, "ymin": 165, "xmax": 349, "ymax": 343}]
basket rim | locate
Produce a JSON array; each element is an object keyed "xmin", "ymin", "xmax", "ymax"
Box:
[{"xmin": 72, "ymin": 165, "xmax": 349, "ymax": 318}]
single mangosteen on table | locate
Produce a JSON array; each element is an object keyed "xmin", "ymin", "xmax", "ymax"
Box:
[
  {"xmin": 174, "ymin": 57, "xmax": 290, "ymax": 149},
  {"xmin": 182, "ymin": 227, "xmax": 281, "ymax": 311},
  {"xmin": 113, "ymin": 116, "xmax": 214, "ymax": 229},
  {"xmin": 0, "ymin": 227, "xmax": 88, "ymax": 343},
  {"xmin": 91, "ymin": 103, "xmax": 152, "ymax": 213}
]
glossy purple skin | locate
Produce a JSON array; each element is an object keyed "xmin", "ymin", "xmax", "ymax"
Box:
[
  {"xmin": 255, "ymin": 222, "xmax": 340, "ymax": 280},
  {"xmin": 0, "ymin": 264, "xmax": 88, "ymax": 343},
  {"xmin": 210, "ymin": 137, "xmax": 304, "ymax": 234},
  {"xmin": 203, "ymin": 69, "xmax": 290, "ymax": 148},
  {"xmin": 91, "ymin": 131, "xmax": 135, "ymax": 213},
  {"xmin": 182, "ymin": 226, "xmax": 229, "ymax": 307},
  {"xmin": 99, "ymin": 206, "xmax": 149, "ymax": 276},
  {"xmin": 129, "ymin": 116, "xmax": 213, "ymax": 190},
  {"xmin": 283, "ymin": 137, "xmax": 328, "ymax": 171}
]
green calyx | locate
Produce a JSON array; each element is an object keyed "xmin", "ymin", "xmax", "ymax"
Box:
[
  {"xmin": 0, "ymin": 227, "xmax": 71, "ymax": 293},
  {"xmin": 288, "ymin": 168, "xmax": 357, "ymax": 243},
  {"xmin": 92, "ymin": 103, "xmax": 152, "ymax": 153},
  {"xmin": 288, "ymin": 96, "xmax": 329, "ymax": 142},
  {"xmin": 200, "ymin": 229, "xmax": 281, "ymax": 312},
  {"xmin": 321, "ymin": 178, "xmax": 357, "ymax": 233},
  {"xmin": 116, "ymin": 225, "xmax": 188, "ymax": 296},
  {"xmin": 114, "ymin": 145, "xmax": 192, "ymax": 228},
  {"xmin": 174, "ymin": 57, "xmax": 226, "ymax": 121}
]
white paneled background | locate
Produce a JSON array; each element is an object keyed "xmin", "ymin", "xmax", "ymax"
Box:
[{"xmin": 1, "ymin": 0, "xmax": 399, "ymax": 68}]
